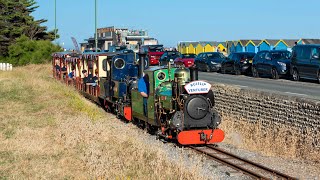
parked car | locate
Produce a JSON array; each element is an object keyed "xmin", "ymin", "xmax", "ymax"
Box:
[
  {"xmin": 174, "ymin": 53, "xmax": 196, "ymax": 67},
  {"xmin": 159, "ymin": 51, "xmax": 181, "ymax": 66},
  {"xmin": 221, "ymin": 52, "xmax": 256, "ymax": 75},
  {"xmin": 194, "ymin": 52, "xmax": 225, "ymax": 72},
  {"xmin": 290, "ymin": 44, "xmax": 320, "ymax": 83},
  {"xmin": 140, "ymin": 45, "xmax": 164, "ymax": 66},
  {"xmin": 251, "ymin": 50, "xmax": 291, "ymax": 79}
]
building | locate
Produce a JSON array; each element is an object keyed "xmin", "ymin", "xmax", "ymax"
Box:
[{"xmin": 80, "ymin": 26, "xmax": 158, "ymax": 52}]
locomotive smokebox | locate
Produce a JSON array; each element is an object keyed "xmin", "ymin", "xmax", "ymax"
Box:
[
  {"xmin": 138, "ymin": 52, "xmax": 146, "ymax": 78},
  {"xmin": 189, "ymin": 66, "xmax": 198, "ymax": 81}
]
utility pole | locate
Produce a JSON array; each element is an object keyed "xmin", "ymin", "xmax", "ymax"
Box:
[
  {"xmin": 54, "ymin": 0, "xmax": 57, "ymax": 41},
  {"xmin": 95, "ymin": 0, "xmax": 98, "ymax": 51}
]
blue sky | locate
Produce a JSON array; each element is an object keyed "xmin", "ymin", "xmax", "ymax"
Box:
[{"xmin": 32, "ymin": 0, "xmax": 320, "ymax": 49}]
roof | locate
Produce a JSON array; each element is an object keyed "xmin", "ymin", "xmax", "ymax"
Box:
[
  {"xmin": 296, "ymin": 44, "xmax": 320, "ymax": 47},
  {"xmin": 52, "ymin": 51, "xmax": 80, "ymax": 58},
  {"xmin": 244, "ymin": 40, "xmax": 261, "ymax": 46},
  {"xmin": 282, "ymin": 39, "xmax": 299, "ymax": 47},
  {"xmin": 190, "ymin": 42, "xmax": 199, "ymax": 47},
  {"xmin": 299, "ymin": 39, "xmax": 320, "ymax": 44},
  {"xmin": 265, "ymin": 39, "xmax": 280, "ymax": 46},
  {"xmin": 238, "ymin": 40, "xmax": 250, "ymax": 46},
  {"xmin": 216, "ymin": 42, "xmax": 226, "ymax": 47}
]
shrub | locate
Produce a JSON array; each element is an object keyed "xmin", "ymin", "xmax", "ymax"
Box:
[{"xmin": 5, "ymin": 35, "xmax": 61, "ymax": 66}]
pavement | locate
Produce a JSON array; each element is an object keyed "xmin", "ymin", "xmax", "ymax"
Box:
[{"xmin": 199, "ymin": 72, "xmax": 320, "ymax": 100}]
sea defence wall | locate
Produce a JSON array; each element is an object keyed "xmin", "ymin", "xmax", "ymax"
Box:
[{"xmin": 211, "ymin": 83, "xmax": 320, "ymax": 159}]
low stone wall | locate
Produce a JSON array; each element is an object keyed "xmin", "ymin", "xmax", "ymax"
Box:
[{"xmin": 211, "ymin": 83, "xmax": 320, "ymax": 160}]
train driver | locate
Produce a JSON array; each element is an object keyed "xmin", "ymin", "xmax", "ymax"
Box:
[{"xmin": 138, "ymin": 72, "xmax": 149, "ymax": 117}]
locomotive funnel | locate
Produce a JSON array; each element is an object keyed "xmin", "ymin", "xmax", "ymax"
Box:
[
  {"xmin": 189, "ymin": 66, "xmax": 199, "ymax": 81},
  {"xmin": 138, "ymin": 52, "xmax": 146, "ymax": 78}
]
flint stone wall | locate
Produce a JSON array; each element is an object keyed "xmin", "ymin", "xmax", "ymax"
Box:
[{"xmin": 211, "ymin": 84, "xmax": 320, "ymax": 134}]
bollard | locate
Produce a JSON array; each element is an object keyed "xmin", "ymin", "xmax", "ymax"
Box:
[
  {"xmin": 0, "ymin": 63, "xmax": 2, "ymax": 70},
  {"xmin": 5, "ymin": 63, "xmax": 8, "ymax": 71}
]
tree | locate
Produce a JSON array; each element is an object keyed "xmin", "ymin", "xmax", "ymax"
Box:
[
  {"xmin": 6, "ymin": 35, "xmax": 61, "ymax": 66},
  {"xmin": 0, "ymin": 0, "xmax": 59, "ymax": 57}
]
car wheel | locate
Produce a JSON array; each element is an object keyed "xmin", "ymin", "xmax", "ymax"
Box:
[
  {"xmin": 317, "ymin": 71, "xmax": 320, "ymax": 84},
  {"xmin": 292, "ymin": 68, "xmax": 299, "ymax": 81},
  {"xmin": 234, "ymin": 66, "xmax": 241, "ymax": 75},
  {"xmin": 252, "ymin": 67, "xmax": 259, "ymax": 78},
  {"xmin": 206, "ymin": 65, "xmax": 211, "ymax": 72},
  {"xmin": 271, "ymin": 68, "xmax": 279, "ymax": 79}
]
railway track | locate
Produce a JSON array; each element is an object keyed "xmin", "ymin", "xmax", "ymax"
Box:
[{"xmin": 190, "ymin": 145, "xmax": 297, "ymax": 180}]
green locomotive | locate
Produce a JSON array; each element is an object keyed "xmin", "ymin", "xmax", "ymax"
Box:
[{"xmin": 131, "ymin": 55, "xmax": 224, "ymax": 145}]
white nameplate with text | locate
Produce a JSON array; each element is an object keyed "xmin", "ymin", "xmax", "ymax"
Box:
[{"xmin": 184, "ymin": 80, "xmax": 211, "ymax": 94}]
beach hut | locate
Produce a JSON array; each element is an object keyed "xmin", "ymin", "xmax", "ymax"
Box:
[
  {"xmin": 180, "ymin": 42, "xmax": 189, "ymax": 54},
  {"xmin": 257, "ymin": 40, "xmax": 271, "ymax": 51},
  {"xmin": 235, "ymin": 40, "xmax": 248, "ymax": 52},
  {"xmin": 244, "ymin": 40, "xmax": 260, "ymax": 53},
  {"xmin": 217, "ymin": 42, "xmax": 227, "ymax": 52},
  {"xmin": 274, "ymin": 40, "xmax": 289, "ymax": 50},
  {"xmin": 226, "ymin": 41, "xmax": 234, "ymax": 54},
  {"xmin": 204, "ymin": 42, "xmax": 215, "ymax": 52},
  {"xmin": 187, "ymin": 42, "xmax": 197, "ymax": 54},
  {"xmin": 195, "ymin": 42, "xmax": 204, "ymax": 55},
  {"xmin": 282, "ymin": 39, "xmax": 299, "ymax": 51}
]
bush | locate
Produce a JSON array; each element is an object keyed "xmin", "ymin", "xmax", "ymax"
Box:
[{"xmin": 4, "ymin": 35, "xmax": 61, "ymax": 66}]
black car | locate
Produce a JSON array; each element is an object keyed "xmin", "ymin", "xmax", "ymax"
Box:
[
  {"xmin": 194, "ymin": 52, "xmax": 225, "ymax": 72},
  {"xmin": 221, "ymin": 52, "xmax": 256, "ymax": 75},
  {"xmin": 290, "ymin": 44, "xmax": 320, "ymax": 83},
  {"xmin": 159, "ymin": 51, "xmax": 181, "ymax": 66},
  {"xmin": 252, "ymin": 50, "xmax": 291, "ymax": 79}
]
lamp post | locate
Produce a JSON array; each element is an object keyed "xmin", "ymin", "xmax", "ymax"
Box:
[
  {"xmin": 54, "ymin": 0, "xmax": 57, "ymax": 41},
  {"xmin": 95, "ymin": 0, "xmax": 98, "ymax": 51}
]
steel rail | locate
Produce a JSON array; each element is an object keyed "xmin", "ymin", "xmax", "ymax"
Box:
[{"xmin": 190, "ymin": 145, "xmax": 297, "ymax": 180}]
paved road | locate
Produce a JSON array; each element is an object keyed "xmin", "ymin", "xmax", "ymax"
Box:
[{"xmin": 199, "ymin": 72, "xmax": 320, "ymax": 100}]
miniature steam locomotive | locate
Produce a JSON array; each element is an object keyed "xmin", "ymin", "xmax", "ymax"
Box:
[{"xmin": 52, "ymin": 50, "xmax": 224, "ymax": 145}]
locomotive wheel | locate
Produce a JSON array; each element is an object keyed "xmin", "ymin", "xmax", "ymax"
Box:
[{"xmin": 146, "ymin": 123, "xmax": 157, "ymax": 135}]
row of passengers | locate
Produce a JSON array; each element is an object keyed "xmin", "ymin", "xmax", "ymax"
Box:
[
  {"xmin": 55, "ymin": 62, "xmax": 67, "ymax": 77},
  {"xmin": 82, "ymin": 69, "xmax": 98, "ymax": 86},
  {"xmin": 55, "ymin": 62, "xmax": 77, "ymax": 80}
]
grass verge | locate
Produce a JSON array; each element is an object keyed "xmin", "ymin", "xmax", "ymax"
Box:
[{"xmin": 0, "ymin": 64, "xmax": 204, "ymax": 179}]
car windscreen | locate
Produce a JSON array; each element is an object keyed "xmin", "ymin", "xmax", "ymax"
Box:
[
  {"xmin": 182, "ymin": 54, "xmax": 196, "ymax": 58},
  {"xmin": 239, "ymin": 54, "xmax": 255, "ymax": 59},
  {"xmin": 271, "ymin": 52, "xmax": 291, "ymax": 59},
  {"xmin": 207, "ymin": 53, "xmax": 224, "ymax": 59},
  {"xmin": 149, "ymin": 46, "xmax": 164, "ymax": 52}
]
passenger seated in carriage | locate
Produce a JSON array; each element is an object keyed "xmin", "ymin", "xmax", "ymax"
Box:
[
  {"xmin": 82, "ymin": 69, "xmax": 96, "ymax": 86},
  {"xmin": 61, "ymin": 62, "xmax": 67, "ymax": 79},
  {"xmin": 68, "ymin": 68, "xmax": 76, "ymax": 80},
  {"xmin": 91, "ymin": 69, "xmax": 99, "ymax": 86},
  {"xmin": 55, "ymin": 61, "xmax": 60, "ymax": 77}
]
